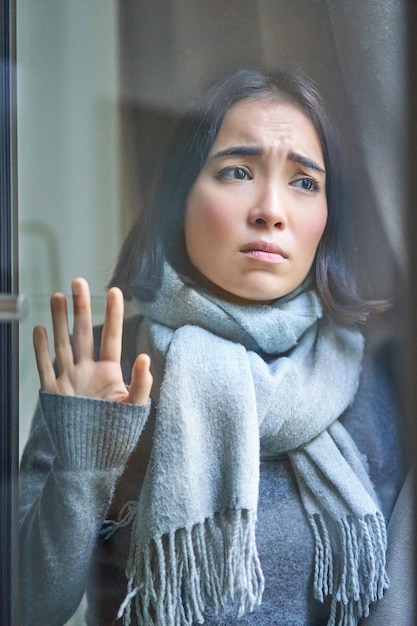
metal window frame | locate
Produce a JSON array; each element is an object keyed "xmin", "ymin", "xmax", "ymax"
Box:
[
  {"xmin": 0, "ymin": 0, "xmax": 19, "ymax": 624},
  {"xmin": 408, "ymin": 1, "xmax": 417, "ymax": 612}
]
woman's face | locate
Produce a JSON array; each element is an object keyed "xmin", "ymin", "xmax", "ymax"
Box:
[{"xmin": 184, "ymin": 99, "xmax": 328, "ymax": 304}]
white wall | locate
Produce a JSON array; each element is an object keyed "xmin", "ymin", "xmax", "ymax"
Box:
[{"xmin": 17, "ymin": 1, "xmax": 120, "ymax": 454}]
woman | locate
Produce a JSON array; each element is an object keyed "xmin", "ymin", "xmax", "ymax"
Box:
[{"xmin": 19, "ymin": 69, "xmax": 404, "ymax": 625}]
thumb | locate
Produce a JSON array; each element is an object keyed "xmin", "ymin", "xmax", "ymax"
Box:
[{"xmin": 127, "ymin": 353, "xmax": 153, "ymax": 405}]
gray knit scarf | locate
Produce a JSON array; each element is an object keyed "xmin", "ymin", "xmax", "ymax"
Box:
[{"xmin": 110, "ymin": 264, "xmax": 388, "ymax": 626}]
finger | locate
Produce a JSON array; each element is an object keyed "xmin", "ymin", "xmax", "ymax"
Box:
[
  {"xmin": 72, "ymin": 278, "xmax": 94, "ymax": 362},
  {"xmin": 99, "ymin": 287, "xmax": 124, "ymax": 363},
  {"xmin": 51, "ymin": 292, "xmax": 74, "ymax": 375},
  {"xmin": 127, "ymin": 354, "xmax": 153, "ymax": 405},
  {"xmin": 33, "ymin": 325, "xmax": 58, "ymax": 391}
]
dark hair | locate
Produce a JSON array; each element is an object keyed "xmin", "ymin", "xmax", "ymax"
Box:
[{"xmin": 110, "ymin": 68, "xmax": 380, "ymax": 325}]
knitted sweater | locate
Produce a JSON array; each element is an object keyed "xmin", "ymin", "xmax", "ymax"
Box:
[{"xmin": 19, "ymin": 316, "xmax": 404, "ymax": 626}]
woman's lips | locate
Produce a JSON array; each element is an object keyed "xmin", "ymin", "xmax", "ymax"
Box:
[{"xmin": 240, "ymin": 241, "xmax": 287, "ymax": 264}]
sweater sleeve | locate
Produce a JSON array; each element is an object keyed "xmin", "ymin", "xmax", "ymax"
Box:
[{"xmin": 19, "ymin": 391, "xmax": 150, "ymax": 626}]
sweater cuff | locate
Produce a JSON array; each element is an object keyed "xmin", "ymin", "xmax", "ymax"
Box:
[{"xmin": 39, "ymin": 391, "xmax": 150, "ymax": 470}]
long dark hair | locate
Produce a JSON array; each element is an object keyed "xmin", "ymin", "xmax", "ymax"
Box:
[{"xmin": 110, "ymin": 68, "xmax": 381, "ymax": 325}]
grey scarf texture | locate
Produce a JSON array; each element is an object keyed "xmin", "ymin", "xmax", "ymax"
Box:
[{"xmin": 111, "ymin": 264, "xmax": 388, "ymax": 626}]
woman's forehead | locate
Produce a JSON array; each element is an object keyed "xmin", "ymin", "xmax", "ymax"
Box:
[{"xmin": 211, "ymin": 99, "xmax": 324, "ymax": 163}]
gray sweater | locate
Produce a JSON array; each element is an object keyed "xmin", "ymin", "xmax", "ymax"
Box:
[{"xmin": 19, "ymin": 316, "xmax": 404, "ymax": 626}]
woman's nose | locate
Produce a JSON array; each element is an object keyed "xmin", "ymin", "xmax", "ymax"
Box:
[{"xmin": 248, "ymin": 184, "xmax": 286, "ymax": 229}]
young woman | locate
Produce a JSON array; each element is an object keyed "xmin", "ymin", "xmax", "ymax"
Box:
[{"xmin": 19, "ymin": 69, "xmax": 404, "ymax": 626}]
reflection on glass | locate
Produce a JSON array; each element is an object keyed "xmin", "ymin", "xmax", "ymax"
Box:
[{"xmin": 17, "ymin": 0, "xmax": 410, "ymax": 626}]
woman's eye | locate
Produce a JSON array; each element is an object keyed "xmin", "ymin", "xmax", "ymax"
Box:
[
  {"xmin": 217, "ymin": 166, "xmax": 251, "ymax": 181},
  {"xmin": 291, "ymin": 177, "xmax": 319, "ymax": 192}
]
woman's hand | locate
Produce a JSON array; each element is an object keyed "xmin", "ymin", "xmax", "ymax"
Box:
[{"xmin": 33, "ymin": 278, "xmax": 152, "ymax": 405}]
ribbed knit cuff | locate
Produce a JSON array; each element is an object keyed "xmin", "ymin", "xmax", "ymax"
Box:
[{"xmin": 39, "ymin": 391, "xmax": 150, "ymax": 470}]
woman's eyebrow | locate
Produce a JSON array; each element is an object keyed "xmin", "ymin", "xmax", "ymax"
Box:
[
  {"xmin": 209, "ymin": 146, "xmax": 326, "ymax": 175},
  {"xmin": 288, "ymin": 152, "xmax": 326, "ymax": 174},
  {"xmin": 209, "ymin": 146, "xmax": 262, "ymax": 160}
]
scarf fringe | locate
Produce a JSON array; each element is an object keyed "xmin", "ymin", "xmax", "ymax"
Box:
[
  {"xmin": 310, "ymin": 511, "xmax": 389, "ymax": 626},
  {"xmin": 117, "ymin": 507, "xmax": 264, "ymax": 626},
  {"xmin": 100, "ymin": 501, "xmax": 138, "ymax": 541}
]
